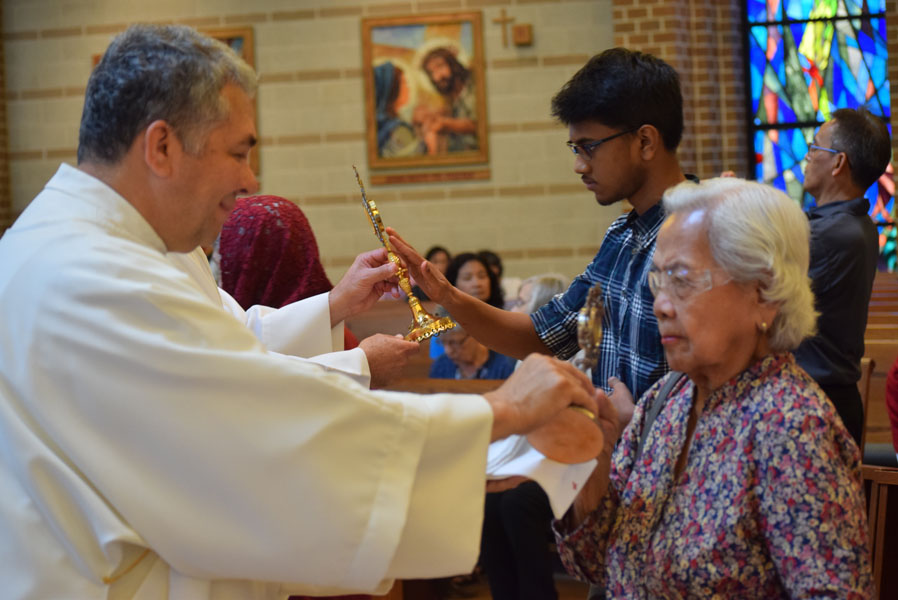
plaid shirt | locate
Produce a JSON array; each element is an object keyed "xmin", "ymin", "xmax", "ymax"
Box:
[{"xmin": 531, "ymin": 203, "xmax": 668, "ymax": 398}]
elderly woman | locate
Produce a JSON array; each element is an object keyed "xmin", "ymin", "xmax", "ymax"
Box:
[
  {"xmin": 430, "ymin": 311, "xmax": 516, "ymax": 380},
  {"xmin": 509, "ymin": 273, "xmax": 568, "ymax": 315},
  {"xmin": 556, "ymin": 178, "xmax": 872, "ymax": 597}
]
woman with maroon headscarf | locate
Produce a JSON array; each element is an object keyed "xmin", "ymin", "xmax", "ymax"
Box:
[{"xmin": 217, "ymin": 195, "xmax": 359, "ymax": 349}]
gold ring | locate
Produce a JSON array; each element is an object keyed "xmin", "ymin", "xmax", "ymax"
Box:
[{"xmin": 569, "ymin": 406, "xmax": 596, "ymax": 421}]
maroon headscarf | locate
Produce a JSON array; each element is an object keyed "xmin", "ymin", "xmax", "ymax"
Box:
[
  {"xmin": 219, "ymin": 195, "xmax": 359, "ymax": 349},
  {"xmin": 220, "ymin": 195, "xmax": 332, "ymax": 309}
]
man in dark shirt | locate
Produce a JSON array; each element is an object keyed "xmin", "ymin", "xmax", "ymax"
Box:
[{"xmin": 793, "ymin": 107, "xmax": 891, "ymax": 445}]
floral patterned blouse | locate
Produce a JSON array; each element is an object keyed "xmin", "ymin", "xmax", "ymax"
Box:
[{"xmin": 553, "ymin": 354, "xmax": 872, "ymax": 599}]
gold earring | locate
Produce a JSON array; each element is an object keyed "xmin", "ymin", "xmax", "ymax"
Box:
[{"xmin": 759, "ymin": 321, "xmax": 768, "ymax": 333}]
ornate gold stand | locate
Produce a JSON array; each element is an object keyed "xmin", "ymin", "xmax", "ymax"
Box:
[
  {"xmin": 354, "ymin": 167, "xmax": 455, "ymax": 342},
  {"xmin": 570, "ymin": 283, "xmax": 604, "ymax": 420}
]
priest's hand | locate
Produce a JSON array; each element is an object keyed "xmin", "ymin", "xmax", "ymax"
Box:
[
  {"xmin": 329, "ymin": 248, "xmax": 401, "ymax": 327},
  {"xmin": 359, "ymin": 333, "xmax": 420, "ymax": 389},
  {"xmin": 386, "ymin": 227, "xmax": 453, "ymax": 305},
  {"xmin": 484, "ymin": 354, "xmax": 597, "ymax": 442}
]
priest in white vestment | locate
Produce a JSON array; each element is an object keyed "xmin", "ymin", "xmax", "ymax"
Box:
[{"xmin": 0, "ymin": 25, "xmax": 600, "ymax": 600}]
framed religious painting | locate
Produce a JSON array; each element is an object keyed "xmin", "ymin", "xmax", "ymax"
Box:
[
  {"xmin": 200, "ymin": 26, "xmax": 260, "ymax": 174},
  {"xmin": 361, "ymin": 12, "xmax": 489, "ymax": 170}
]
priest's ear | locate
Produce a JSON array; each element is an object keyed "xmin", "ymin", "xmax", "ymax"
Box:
[{"xmin": 142, "ymin": 120, "xmax": 179, "ymax": 178}]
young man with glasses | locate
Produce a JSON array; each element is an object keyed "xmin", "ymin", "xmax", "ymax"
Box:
[
  {"xmin": 393, "ymin": 47, "xmax": 689, "ymax": 407},
  {"xmin": 793, "ymin": 107, "xmax": 891, "ymax": 445},
  {"xmin": 390, "ymin": 47, "xmax": 693, "ymax": 600}
]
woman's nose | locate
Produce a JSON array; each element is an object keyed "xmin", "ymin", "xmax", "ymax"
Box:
[{"xmin": 652, "ymin": 290, "xmax": 676, "ymax": 319}]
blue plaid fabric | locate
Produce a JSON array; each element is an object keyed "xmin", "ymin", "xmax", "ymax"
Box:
[{"xmin": 531, "ymin": 203, "xmax": 669, "ymax": 399}]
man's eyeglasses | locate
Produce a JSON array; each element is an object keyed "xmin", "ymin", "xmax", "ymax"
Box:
[
  {"xmin": 566, "ymin": 127, "xmax": 639, "ymax": 160},
  {"xmin": 647, "ymin": 265, "xmax": 731, "ymax": 302},
  {"xmin": 808, "ymin": 143, "xmax": 840, "ymax": 155}
]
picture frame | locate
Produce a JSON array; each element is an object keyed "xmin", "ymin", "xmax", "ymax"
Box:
[
  {"xmin": 361, "ymin": 12, "xmax": 489, "ymax": 170},
  {"xmin": 200, "ymin": 26, "xmax": 259, "ymax": 175}
]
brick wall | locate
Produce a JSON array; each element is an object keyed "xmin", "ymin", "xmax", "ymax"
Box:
[
  {"xmin": 4, "ymin": 0, "xmax": 893, "ymax": 278},
  {"xmin": 1, "ymin": 0, "xmax": 618, "ymax": 283},
  {"xmin": 612, "ymin": 0, "xmax": 748, "ymax": 180}
]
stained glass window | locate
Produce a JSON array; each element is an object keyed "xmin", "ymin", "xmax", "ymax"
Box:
[{"xmin": 746, "ymin": 0, "xmax": 895, "ymax": 270}]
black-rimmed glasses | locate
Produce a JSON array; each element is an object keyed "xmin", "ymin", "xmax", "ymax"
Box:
[{"xmin": 566, "ymin": 127, "xmax": 639, "ymax": 160}]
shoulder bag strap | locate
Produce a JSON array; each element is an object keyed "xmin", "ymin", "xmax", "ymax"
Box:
[{"xmin": 633, "ymin": 371, "xmax": 684, "ymax": 464}]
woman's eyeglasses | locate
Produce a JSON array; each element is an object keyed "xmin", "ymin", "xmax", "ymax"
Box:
[
  {"xmin": 647, "ymin": 265, "xmax": 731, "ymax": 301},
  {"xmin": 442, "ymin": 334, "xmax": 472, "ymax": 349}
]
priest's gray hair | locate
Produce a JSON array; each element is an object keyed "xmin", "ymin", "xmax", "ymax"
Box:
[
  {"xmin": 662, "ymin": 178, "xmax": 817, "ymax": 352},
  {"xmin": 77, "ymin": 24, "xmax": 258, "ymax": 165}
]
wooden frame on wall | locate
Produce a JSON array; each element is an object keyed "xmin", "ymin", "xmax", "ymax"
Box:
[{"xmin": 361, "ymin": 12, "xmax": 489, "ymax": 171}]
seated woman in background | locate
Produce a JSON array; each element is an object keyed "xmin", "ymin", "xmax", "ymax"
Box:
[
  {"xmin": 411, "ymin": 245, "xmax": 451, "ymax": 301},
  {"xmin": 430, "ymin": 308, "xmax": 516, "ymax": 380},
  {"xmin": 426, "ymin": 245, "xmax": 451, "ymax": 275},
  {"xmin": 216, "ymin": 195, "xmax": 359, "ymax": 349},
  {"xmin": 431, "ymin": 252, "xmax": 505, "ymax": 361},
  {"xmin": 446, "ymin": 252, "xmax": 505, "ymax": 308},
  {"xmin": 555, "ymin": 178, "xmax": 872, "ymax": 597},
  {"xmin": 478, "ymin": 249, "xmax": 520, "ymax": 305}
]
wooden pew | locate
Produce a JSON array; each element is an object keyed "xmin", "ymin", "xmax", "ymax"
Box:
[
  {"xmin": 864, "ymin": 324, "xmax": 898, "ymax": 340},
  {"xmin": 863, "ymin": 273, "xmax": 898, "ymax": 450},
  {"xmin": 873, "ymin": 271, "xmax": 898, "ymax": 287},
  {"xmin": 863, "ymin": 278, "xmax": 898, "ymax": 598},
  {"xmin": 347, "ymin": 299, "xmax": 430, "ymax": 340},
  {"xmin": 868, "ymin": 301, "xmax": 898, "ymax": 312},
  {"xmin": 862, "ymin": 341, "xmax": 897, "ymax": 447},
  {"xmin": 346, "ymin": 299, "xmax": 441, "ymax": 379},
  {"xmin": 867, "ymin": 312, "xmax": 898, "ymax": 325},
  {"xmin": 863, "ymin": 465, "xmax": 898, "ymax": 599}
]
